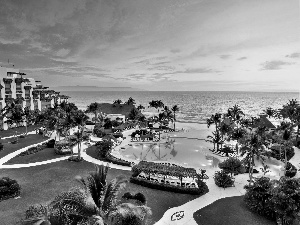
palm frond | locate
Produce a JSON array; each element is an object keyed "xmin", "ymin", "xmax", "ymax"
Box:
[
  {"xmin": 101, "ymin": 176, "xmax": 128, "ymax": 215},
  {"xmin": 87, "ymin": 164, "xmax": 109, "ymax": 208}
]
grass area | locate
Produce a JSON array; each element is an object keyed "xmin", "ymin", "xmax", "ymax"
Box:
[
  {"xmin": 4, "ymin": 147, "xmax": 63, "ymax": 165},
  {"xmin": 0, "ymin": 124, "xmax": 42, "ymax": 138},
  {"xmin": 0, "ymin": 134, "xmax": 48, "ymax": 159},
  {"xmin": 0, "ymin": 157, "xmax": 197, "ymax": 224},
  {"xmin": 193, "ymin": 196, "xmax": 276, "ymax": 225}
]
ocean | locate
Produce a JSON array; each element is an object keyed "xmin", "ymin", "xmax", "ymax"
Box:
[{"xmin": 63, "ymin": 91, "xmax": 299, "ymax": 124}]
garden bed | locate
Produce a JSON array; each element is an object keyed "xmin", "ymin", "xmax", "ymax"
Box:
[
  {"xmin": 0, "ymin": 134, "xmax": 48, "ymax": 159},
  {"xmin": 4, "ymin": 147, "xmax": 62, "ymax": 165}
]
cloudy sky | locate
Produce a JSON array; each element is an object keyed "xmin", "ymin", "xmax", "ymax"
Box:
[{"xmin": 0, "ymin": 0, "xmax": 299, "ymax": 91}]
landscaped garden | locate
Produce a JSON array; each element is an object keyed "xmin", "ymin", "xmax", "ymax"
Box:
[{"xmin": 1, "ymin": 98, "xmax": 300, "ymax": 224}]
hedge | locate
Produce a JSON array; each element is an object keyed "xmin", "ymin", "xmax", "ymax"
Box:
[
  {"xmin": 18, "ymin": 142, "xmax": 48, "ymax": 157},
  {"xmin": 130, "ymin": 177, "xmax": 208, "ymax": 195},
  {"xmin": 0, "ymin": 177, "xmax": 21, "ymax": 202}
]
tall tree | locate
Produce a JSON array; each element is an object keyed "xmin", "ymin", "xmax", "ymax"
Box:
[
  {"xmin": 171, "ymin": 105, "xmax": 179, "ymax": 131},
  {"xmin": 86, "ymin": 102, "xmax": 100, "ymax": 125}
]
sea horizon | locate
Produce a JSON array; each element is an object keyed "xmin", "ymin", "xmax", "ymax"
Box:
[{"xmin": 62, "ymin": 91, "xmax": 299, "ymax": 124}]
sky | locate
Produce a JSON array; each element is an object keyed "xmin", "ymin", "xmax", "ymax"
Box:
[{"xmin": 0, "ymin": 0, "xmax": 299, "ymax": 91}]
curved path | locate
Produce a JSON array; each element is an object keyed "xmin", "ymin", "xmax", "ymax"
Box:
[{"xmin": 0, "ymin": 130, "xmax": 286, "ymax": 225}]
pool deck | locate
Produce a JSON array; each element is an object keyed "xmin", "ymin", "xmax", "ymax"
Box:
[{"xmin": 0, "ymin": 122, "xmax": 298, "ymax": 225}]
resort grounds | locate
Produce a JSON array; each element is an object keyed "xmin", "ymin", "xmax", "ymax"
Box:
[{"xmin": 0, "ymin": 122, "xmax": 299, "ymax": 224}]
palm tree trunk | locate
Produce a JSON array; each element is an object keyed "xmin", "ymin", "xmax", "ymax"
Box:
[{"xmin": 249, "ymin": 152, "xmax": 254, "ymax": 185}]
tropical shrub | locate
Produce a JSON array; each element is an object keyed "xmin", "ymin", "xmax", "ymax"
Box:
[
  {"xmin": 0, "ymin": 177, "xmax": 21, "ymax": 202},
  {"xmin": 18, "ymin": 144, "xmax": 47, "ymax": 157},
  {"xmin": 213, "ymin": 170, "xmax": 235, "ymax": 188},
  {"xmin": 93, "ymin": 124, "xmax": 106, "ymax": 138},
  {"xmin": 105, "ymin": 154, "xmax": 132, "ymax": 167},
  {"xmin": 270, "ymin": 145, "xmax": 295, "ymax": 161},
  {"xmin": 218, "ymin": 157, "xmax": 245, "ymax": 176},
  {"xmin": 272, "ymin": 177, "xmax": 300, "ymax": 225},
  {"xmin": 95, "ymin": 139, "xmax": 113, "ymax": 158},
  {"xmin": 46, "ymin": 139, "xmax": 55, "ymax": 148},
  {"xmin": 54, "ymin": 141, "xmax": 72, "ymax": 155},
  {"xmin": 244, "ymin": 176, "xmax": 276, "ymax": 220},
  {"xmin": 68, "ymin": 156, "xmax": 83, "ymax": 162},
  {"xmin": 285, "ymin": 162, "xmax": 297, "ymax": 178}
]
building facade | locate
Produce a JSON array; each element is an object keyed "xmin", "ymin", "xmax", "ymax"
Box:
[{"xmin": 0, "ymin": 66, "xmax": 69, "ymax": 130}]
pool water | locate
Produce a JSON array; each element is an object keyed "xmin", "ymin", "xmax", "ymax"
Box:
[{"xmin": 120, "ymin": 137, "xmax": 220, "ymax": 169}]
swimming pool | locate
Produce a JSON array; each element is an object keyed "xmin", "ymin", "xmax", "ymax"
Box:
[{"xmin": 119, "ymin": 137, "xmax": 220, "ymax": 169}]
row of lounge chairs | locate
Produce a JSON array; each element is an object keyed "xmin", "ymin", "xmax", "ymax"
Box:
[{"xmin": 209, "ymin": 149, "xmax": 238, "ymax": 158}]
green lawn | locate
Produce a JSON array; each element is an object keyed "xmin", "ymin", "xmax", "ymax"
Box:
[
  {"xmin": 0, "ymin": 124, "xmax": 42, "ymax": 138},
  {"xmin": 4, "ymin": 147, "xmax": 64, "ymax": 165},
  {"xmin": 0, "ymin": 160, "xmax": 197, "ymax": 224},
  {"xmin": 193, "ymin": 196, "xmax": 276, "ymax": 225},
  {"xmin": 0, "ymin": 134, "xmax": 48, "ymax": 159}
]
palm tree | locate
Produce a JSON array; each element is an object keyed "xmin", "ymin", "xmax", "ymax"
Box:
[
  {"xmin": 86, "ymin": 102, "xmax": 100, "ymax": 125},
  {"xmin": 113, "ymin": 99, "xmax": 122, "ymax": 105},
  {"xmin": 126, "ymin": 97, "xmax": 135, "ymax": 105},
  {"xmin": 227, "ymin": 104, "xmax": 244, "ymax": 128},
  {"xmin": 73, "ymin": 110, "xmax": 89, "ymax": 160},
  {"xmin": 48, "ymin": 164, "xmax": 151, "ymax": 224},
  {"xmin": 263, "ymin": 107, "xmax": 276, "ymax": 118},
  {"xmin": 240, "ymin": 132, "xmax": 266, "ymax": 185},
  {"xmin": 206, "ymin": 131, "xmax": 223, "ymax": 151},
  {"xmin": 137, "ymin": 104, "xmax": 145, "ymax": 111},
  {"xmin": 171, "ymin": 105, "xmax": 179, "ymax": 131}
]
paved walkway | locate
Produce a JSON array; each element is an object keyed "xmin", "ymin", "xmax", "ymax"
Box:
[{"xmin": 0, "ymin": 129, "xmax": 290, "ymax": 225}]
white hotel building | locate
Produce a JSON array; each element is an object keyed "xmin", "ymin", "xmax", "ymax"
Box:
[{"xmin": 0, "ymin": 66, "xmax": 69, "ymax": 130}]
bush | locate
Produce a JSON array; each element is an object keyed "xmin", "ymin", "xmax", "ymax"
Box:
[
  {"xmin": 18, "ymin": 144, "xmax": 46, "ymax": 157},
  {"xmin": 0, "ymin": 177, "xmax": 21, "ymax": 202},
  {"xmin": 244, "ymin": 176, "xmax": 276, "ymax": 220},
  {"xmin": 218, "ymin": 157, "xmax": 245, "ymax": 176},
  {"xmin": 285, "ymin": 162, "xmax": 297, "ymax": 178},
  {"xmin": 130, "ymin": 177, "xmax": 208, "ymax": 195},
  {"xmin": 68, "ymin": 156, "xmax": 83, "ymax": 162},
  {"xmin": 95, "ymin": 140, "xmax": 113, "ymax": 158},
  {"xmin": 270, "ymin": 145, "xmax": 295, "ymax": 161},
  {"xmin": 93, "ymin": 124, "xmax": 106, "ymax": 138},
  {"xmin": 272, "ymin": 177, "xmax": 300, "ymax": 225},
  {"xmin": 46, "ymin": 139, "xmax": 55, "ymax": 148},
  {"xmin": 213, "ymin": 170, "xmax": 235, "ymax": 188},
  {"xmin": 54, "ymin": 141, "xmax": 72, "ymax": 155},
  {"xmin": 25, "ymin": 204, "xmax": 48, "ymax": 219}
]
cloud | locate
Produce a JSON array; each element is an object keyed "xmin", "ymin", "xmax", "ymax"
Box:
[
  {"xmin": 170, "ymin": 48, "xmax": 181, "ymax": 53},
  {"xmin": 237, "ymin": 57, "xmax": 247, "ymax": 60},
  {"xmin": 220, "ymin": 55, "xmax": 230, "ymax": 59},
  {"xmin": 184, "ymin": 68, "xmax": 219, "ymax": 73},
  {"xmin": 286, "ymin": 52, "xmax": 300, "ymax": 58},
  {"xmin": 261, "ymin": 60, "xmax": 293, "ymax": 70}
]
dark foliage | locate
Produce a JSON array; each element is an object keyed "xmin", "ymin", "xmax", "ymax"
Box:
[
  {"xmin": 272, "ymin": 177, "xmax": 300, "ymax": 225},
  {"xmin": 243, "ymin": 176, "xmax": 276, "ymax": 220},
  {"xmin": 285, "ymin": 162, "xmax": 297, "ymax": 178},
  {"xmin": 269, "ymin": 145, "xmax": 295, "ymax": 162},
  {"xmin": 218, "ymin": 157, "xmax": 245, "ymax": 176},
  {"xmin": 0, "ymin": 177, "xmax": 21, "ymax": 202},
  {"xmin": 46, "ymin": 139, "xmax": 56, "ymax": 148},
  {"xmin": 213, "ymin": 170, "xmax": 235, "ymax": 188},
  {"xmin": 18, "ymin": 143, "xmax": 48, "ymax": 157},
  {"xmin": 68, "ymin": 156, "xmax": 83, "ymax": 162},
  {"xmin": 130, "ymin": 177, "xmax": 208, "ymax": 195}
]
